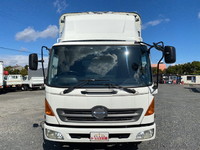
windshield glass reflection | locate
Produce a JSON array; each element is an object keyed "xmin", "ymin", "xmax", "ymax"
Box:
[{"xmin": 47, "ymin": 45, "xmax": 152, "ymax": 87}]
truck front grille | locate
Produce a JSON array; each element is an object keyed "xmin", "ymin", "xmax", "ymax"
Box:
[
  {"xmin": 57, "ymin": 108, "xmax": 143, "ymax": 122},
  {"xmin": 69, "ymin": 133, "xmax": 130, "ymax": 139}
]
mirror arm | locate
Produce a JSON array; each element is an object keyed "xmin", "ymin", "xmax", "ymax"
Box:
[
  {"xmin": 137, "ymin": 41, "xmax": 165, "ymax": 53},
  {"xmin": 138, "ymin": 41, "xmax": 176, "ymax": 88},
  {"xmin": 38, "ymin": 60, "xmax": 44, "ymax": 63},
  {"xmin": 40, "ymin": 46, "xmax": 50, "ymax": 79},
  {"xmin": 153, "ymin": 41, "xmax": 165, "ymax": 52},
  {"xmin": 154, "ymin": 51, "xmax": 165, "ymax": 89}
]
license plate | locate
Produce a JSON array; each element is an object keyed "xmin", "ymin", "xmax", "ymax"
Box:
[{"xmin": 90, "ymin": 132, "xmax": 109, "ymax": 142}]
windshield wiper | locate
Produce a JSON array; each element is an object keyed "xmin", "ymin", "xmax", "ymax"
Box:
[
  {"xmin": 103, "ymin": 83, "xmax": 136, "ymax": 94},
  {"xmin": 62, "ymin": 79, "xmax": 109, "ymax": 94}
]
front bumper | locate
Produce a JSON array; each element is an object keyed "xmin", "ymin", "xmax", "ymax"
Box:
[{"xmin": 44, "ymin": 123, "xmax": 156, "ymax": 143}]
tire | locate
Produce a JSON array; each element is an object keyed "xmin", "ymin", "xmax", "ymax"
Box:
[
  {"xmin": 39, "ymin": 86, "xmax": 44, "ymax": 90},
  {"xmin": 21, "ymin": 85, "xmax": 28, "ymax": 91}
]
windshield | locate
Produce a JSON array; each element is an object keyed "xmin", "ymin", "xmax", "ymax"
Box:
[{"xmin": 47, "ymin": 45, "xmax": 152, "ymax": 88}]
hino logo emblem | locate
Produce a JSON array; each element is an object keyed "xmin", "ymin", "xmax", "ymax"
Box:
[{"xmin": 92, "ymin": 106, "xmax": 108, "ymax": 120}]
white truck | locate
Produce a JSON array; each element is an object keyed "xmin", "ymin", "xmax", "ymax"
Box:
[
  {"xmin": 29, "ymin": 12, "xmax": 176, "ymax": 147},
  {"xmin": 0, "ymin": 61, "xmax": 3, "ymax": 89},
  {"xmin": 0, "ymin": 62, "xmax": 24, "ymax": 90},
  {"xmin": 4, "ymin": 74, "xmax": 44, "ymax": 91},
  {"xmin": 0, "ymin": 62, "xmax": 44, "ymax": 91},
  {"xmin": 4, "ymin": 74, "xmax": 23, "ymax": 89},
  {"xmin": 21, "ymin": 69, "xmax": 44, "ymax": 90}
]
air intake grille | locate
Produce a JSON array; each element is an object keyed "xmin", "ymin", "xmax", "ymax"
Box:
[
  {"xmin": 69, "ymin": 133, "xmax": 130, "ymax": 139},
  {"xmin": 57, "ymin": 108, "xmax": 143, "ymax": 122}
]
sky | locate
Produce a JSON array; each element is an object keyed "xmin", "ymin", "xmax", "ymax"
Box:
[{"xmin": 0, "ymin": 0, "xmax": 200, "ymax": 67}]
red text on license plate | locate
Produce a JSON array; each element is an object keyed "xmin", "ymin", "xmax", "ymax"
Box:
[{"xmin": 90, "ymin": 132, "xmax": 109, "ymax": 141}]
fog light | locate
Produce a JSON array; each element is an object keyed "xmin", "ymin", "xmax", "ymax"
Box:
[
  {"xmin": 136, "ymin": 129, "xmax": 154, "ymax": 140},
  {"xmin": 46, "ymin": 129, "xmax": 64, "ymax": 140}
]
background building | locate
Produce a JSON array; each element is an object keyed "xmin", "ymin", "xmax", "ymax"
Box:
[{"xmin": 151, "ymin": 62, "xmax": 166, "ymax": 71}]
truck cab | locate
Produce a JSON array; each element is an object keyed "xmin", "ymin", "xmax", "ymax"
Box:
[
  {"xmin": 29, "ymin": 12, "xmax": 176, "ymax": 145},
  {"xmin": 4, "ymin": 74, "xmax": 23, "ymax": 88}
]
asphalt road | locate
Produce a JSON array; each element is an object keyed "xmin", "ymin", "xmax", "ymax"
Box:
[{"xmin": 0, "ymin": 84, "xmax": 200, "ymax": 150}]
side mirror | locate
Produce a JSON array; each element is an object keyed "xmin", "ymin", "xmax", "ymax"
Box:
[
  {"xmin": 164, "ymin": 46, "xmax": 176, "ymax": 64},
  {"xmin": 29, "ymin": 53, "xmax": 38, "ymax": 70}
]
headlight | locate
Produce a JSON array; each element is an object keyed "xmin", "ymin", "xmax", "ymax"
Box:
[
  {"xmin": 45, "ymin": 129, "xmax": 64, "ymax": 140},
  {"xmin": 136, "ymin": 129, "xmax": 154, "ymax": 140}
]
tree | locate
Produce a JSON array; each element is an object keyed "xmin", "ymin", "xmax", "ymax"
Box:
[
  {"xmin": 165, "ymin": 61, "xmax": 200, "ymax": 75},
  {"xmin": 24, "ymin": 65, "xmax": 29, "ymax": 71},
  {"xmin": 4, "ymin": 66, "xmax": 12, "ymax": 72},
  {"xmin": 11, "ymin": 69, "xmax": 20, "ymax": 74},
  {"xmin": 20, "ymin": 68, "xmax": 28, "ymax": 76},
  {"xmin": 152, "ymin": 67, "xmax": 166, "ymax": 75},
  {"xmin": 4, "ymin": 65, "xmax": 28, "ymax": 76}
]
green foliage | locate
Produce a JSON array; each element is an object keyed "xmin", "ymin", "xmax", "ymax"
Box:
[
  {"xmin": 4, "ymin": 65, "xmax": 28, "ymax": 76},
  {"xmin": 24, "ymin": 65, "xmax": 29, "ymax": 70},
  {"xmin": 151, "ymin": 67, "xmax": 166, "ymax": 75},
  {"xmin": 4, "ymin": 66, "xmax": 12, "ymax": 72},
  {"xmin": 166, "ymin": 61, "xmax": 200, "ymax": 75},
  {"xmin": 11, "ymin": 69, "xmax": 20, "ymax": 74},
  {"xmin": 20, "ymin": 68, "xmax": 28, "ymax": 76}
]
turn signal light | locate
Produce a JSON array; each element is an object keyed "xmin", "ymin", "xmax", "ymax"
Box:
[
  {"xmin": 145, "ymin": 98, "xmax": 155, "ymax": 116},
  {"xmin": 45, "ymin": 99, "xmax": 55, "ymax": 116}
]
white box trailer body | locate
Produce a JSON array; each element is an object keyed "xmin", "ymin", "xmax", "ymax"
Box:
[
  {"xmin": 181, "ymin": 75, "xmax": 200, "ymax": 85},
  {"xmin": 58, "ymin": 12, "xmax": 142, "ymax": 42},
  {"xmin": 0, "ymin": 61, "xmax": 3, "ymax": 89},
  {"xmin": 43, "ymin": 12, "xmax": 156, "ymax": 144}
]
